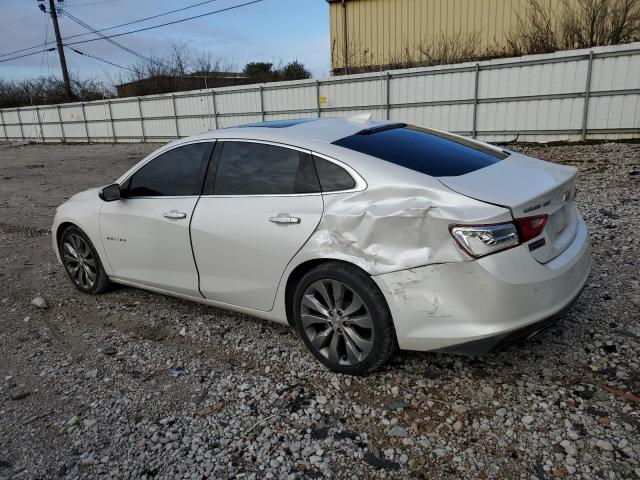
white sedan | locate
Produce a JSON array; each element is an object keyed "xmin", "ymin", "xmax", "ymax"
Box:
[{"xmin": 52, "ymin": 117, "xmax": 592, "ymax": 374}]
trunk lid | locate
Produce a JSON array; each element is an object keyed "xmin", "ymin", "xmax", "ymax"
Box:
[{"xmin": 438, "ymin": 151, "xmax": 578, "ymax": 263}]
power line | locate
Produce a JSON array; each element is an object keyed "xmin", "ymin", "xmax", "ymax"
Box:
[
  {"xmin": 63, "ymin": 0, "xmax": 223, "ymax": 42},
  {"xmin": 61, "ymin": 9, "xmax": 170, "ymax": 70},
  {"xmin": 67, "ymin": 46, "xmax": 135, "ymax": 72},
  {"xmin": 0, "ymin": 48, "xmax": 57, "ymax": 63},
  {"xmin": 0, "ymin": 0, "xmax": 226, "ymax": 59},
  {"xmin": 65, "ymin": 0, "xmax": 122, "ymax": 7},
  {"xmin": 63, "ymin": 0, "xmax": 265, "ymax": 47}
]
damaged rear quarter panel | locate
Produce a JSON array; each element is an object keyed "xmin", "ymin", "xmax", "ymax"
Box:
[{"xmin": 293, "ymin": 175, "xmax": 513, "ymax": 276}]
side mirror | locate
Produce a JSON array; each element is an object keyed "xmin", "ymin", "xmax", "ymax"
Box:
[{"xmin": 99, "ymin": 183, "xmax": 121, "ymax": 202}]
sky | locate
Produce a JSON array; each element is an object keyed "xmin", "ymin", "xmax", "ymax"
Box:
[{"xmin": 0, "ymin": 0, "xmax": 331, "ymax": 86}]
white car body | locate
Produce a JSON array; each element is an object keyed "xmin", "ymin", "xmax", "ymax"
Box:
[{"xmin": 52, "ymin": 118, "xmax": 591, "ymax": 355}]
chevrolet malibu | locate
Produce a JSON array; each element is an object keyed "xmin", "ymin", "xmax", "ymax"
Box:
[{"xmin": 52, "ymin": 117, "xmax": 592, "ymax": 374}]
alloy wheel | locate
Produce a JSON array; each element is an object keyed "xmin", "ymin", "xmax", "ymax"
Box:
[
  {"xmin": 62, "ymin": 234, "xmax": 97, "ymax": 290},
  {"xmin": 300, "ymin": 279, "xmax": 374, "ymax": 365}
]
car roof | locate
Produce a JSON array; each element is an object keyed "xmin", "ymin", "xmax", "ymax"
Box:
[{"xmin": 180, "ymin": 116, "xmax": 397, "ymax": 145}]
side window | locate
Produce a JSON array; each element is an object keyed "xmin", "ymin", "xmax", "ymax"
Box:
[
  {"xmin": 212, "ymin": 142, "xmax": 320, "ymax": 195},
  {"xmin": 313, "ymin": 156, "xmax": 356, "ymax": 192},
  {"xmin": 126, "ymin": 142, "xmax": 213, "ymax": 197}
]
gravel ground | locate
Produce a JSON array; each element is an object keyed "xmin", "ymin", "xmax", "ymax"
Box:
[{"xmin": 0, "ymin": 141, "xmax": 639, "ymax": 480}]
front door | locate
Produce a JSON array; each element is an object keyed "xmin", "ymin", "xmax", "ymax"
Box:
[
  {"xmin": 191, "ymin": 140, "xmax": 324, "ymax": 311},
  {"xmin": 100, "ymin": 141, "xmax": 213, "ymax": 296}
]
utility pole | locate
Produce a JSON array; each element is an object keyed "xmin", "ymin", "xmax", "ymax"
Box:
[{"xmin": 41, "ymin": 0, "xmax": 73, "ymax": 100}]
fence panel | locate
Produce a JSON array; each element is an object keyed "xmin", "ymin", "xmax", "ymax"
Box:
[{"xmin": 2, "ymin": 42, "xmax": 639, "ymax": 144}]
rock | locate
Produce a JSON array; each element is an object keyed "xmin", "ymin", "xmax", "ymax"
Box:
[
  {"xmin": 84, "ymin": 418, "xmax": 97, "ymax": 428},
  {"xmin": 599, "ymin": 207, "xmax": 619, "ymax": 219},
  {"xmin": 482, "ymin": 386, "xmax": 495, "ymax": 397},
  {"xmin": 388, "ymin": 401, "xmax": 411, "ymax": 411},
  {"xmin": 9, "ymin": 389, "xmax": 29, "ymax": 401},
  {"xmin": 388, "ymin": 426, "xmax": 408, "ymax": 437},
  {"xmin": 452, "ymin": 404, "xmax": 467, "ymax": 414},
  {"xmin": 631, "ymin": 296, "xmax": 640, "ymax": 307},
  {"xmin": 363, "ymin": 453, "xmax": 400, "ymax": 470},
  {"xmin": 495, "ymin": 408, "xmax": 507, "ymax": 417},
  {"xmin": 398, "ymin": 454, "xmax": 409, "ymax": 465},
  {"xmin": 238, "ymin": 383, "xmax": 250, "ymax": 391},
  {"xmin": 30, "ymin": 296, "xmax": 48, "ymax": 309},
  {"xmin": 390, "ymin": 386, "xmax": 400, "ymax": 396},
  {"xmin": 102, "ymin": 346, "xmax": 116, "ymax": 356},
  {"xmin": 179, "ymin": 327, "xmax": 187, "ymax": 336},
  {"xmin": 522, "ymin": 415, "xmax": 534, "ymax": 425},
  {"xmin": 168, "ymin": 367, "xmax": 185, "ymax": 377},
  {"xmin": 452, "ymin": 420, "xmax": 463, "ymax": 433},
  {"xmin": 595, "ymin": 439, "xmax": 613, "ymax": 451},
  {"xmin": 316, "ymin": 395, "xmax": 328, "ymax": 405}
]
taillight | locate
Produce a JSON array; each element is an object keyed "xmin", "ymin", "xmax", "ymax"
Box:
[
  {"xmin": 450, "ymin": 223, "xmax": 519, "ymax": 258},
  {"xmin": 450, "ymin": 215, "xmax": 549, "ymax": 258},
  {"xmin": 514, "ymin": 215, "xmax": 548, "ymax": 242}
]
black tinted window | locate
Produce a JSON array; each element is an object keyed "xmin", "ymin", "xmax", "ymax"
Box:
[
  {"xmin": 313, "ymin": 156, "xmax": 356, "ymax": 191},
  {"xmin": 213, "ymin": 142, "xmax": 320, "ymax": 195},
  {"xmin": 127, "ymin": 143, "xmax": 212, "ymax": 196},
  {"xmin": 332, "ymin": 125, "xmax": 507, "ymax": 177}
]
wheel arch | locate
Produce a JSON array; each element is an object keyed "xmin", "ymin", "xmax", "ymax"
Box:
[
  {"xmin": 283, "ymin": 257, "xmax": 380, "ymax": 328},
  {"xmin": 55, "ymin": 221, "xmax": 77, "ymax": 252}
]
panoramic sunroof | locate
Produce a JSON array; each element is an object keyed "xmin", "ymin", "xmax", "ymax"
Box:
[{"xmin": 236, "ymin": 118, "xmax": 317, "ymax": 128}]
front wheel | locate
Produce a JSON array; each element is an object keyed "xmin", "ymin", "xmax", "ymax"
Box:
[
  {"xmin": 293, "ymin": 262, "xmax": 397, "ymax": 375},
  {"xmin": 59, "ymin": 225, "xmax": 112, "ymax": 294}
]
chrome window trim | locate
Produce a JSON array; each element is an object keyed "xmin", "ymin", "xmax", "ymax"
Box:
[{"xmin": 198, "ymin": 138, "xmax": 367, "ymax": 198}]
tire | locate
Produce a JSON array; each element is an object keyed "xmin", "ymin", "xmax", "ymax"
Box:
[
  {"xmin": 293, "ymin": 261, "xmax": 397, "ymax": 375},
  {"xmin": 59, "ymin": 225, "xmax": 112, "ymax": 294}
]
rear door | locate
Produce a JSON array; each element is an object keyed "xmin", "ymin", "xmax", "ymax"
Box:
[
  {"xmin": 100, "ymin": 141, "xmax": 213, "ymax": 296},
  {"xmin": 190, "ymin": 140, "xmax": 324, "ymax": 311}
]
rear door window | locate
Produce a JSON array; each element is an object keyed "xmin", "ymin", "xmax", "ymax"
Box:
[
  {"xmin": 211, "ymin": 142, "xmax": 320, "ymax": 195},
  {"xmin": 313, "ymin": 156, "xmax": 356, "ymax": 191},
  {"xmin": 126, "ymin": 142, "xmax": 213, "ymax": 197},
  {"xmin": 332, "ymin": 125, "xmax": 508, "ymax": 177}
]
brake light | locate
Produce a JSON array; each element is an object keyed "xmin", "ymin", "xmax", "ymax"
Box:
[
  {"xmin": 450, "ymin": 222, "xmax": 519, "ymax": 258},
  {"xmin": 514, "ymin": 215, "xmax": 548, "ymax": 242}
]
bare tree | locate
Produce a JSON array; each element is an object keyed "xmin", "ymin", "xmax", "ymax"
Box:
[{"xmin": 0, "ymin": 74, "xmax": 113, "ymax": 108}]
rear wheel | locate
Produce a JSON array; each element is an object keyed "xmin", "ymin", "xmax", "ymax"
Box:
[
  {"xmin": 60, "ymin": 225, "xmax": 112, "ymax": 294},
  {"xmin": 293, "ymin": 262, "xmax": 397, "ymax": 374}
]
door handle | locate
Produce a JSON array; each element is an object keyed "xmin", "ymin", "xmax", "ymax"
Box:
[
  {"xmin": 269, "ymin": 214, "xmax": 301, "ymax": 225},
  {"xmin": 163, "ymin": 210, "xmax": 187, "ymax": 220}
]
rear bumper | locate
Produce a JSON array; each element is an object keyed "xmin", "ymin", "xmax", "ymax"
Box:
[{"xmin": 373, "ymin": 213, "xmax": 592, "ymax": 353}]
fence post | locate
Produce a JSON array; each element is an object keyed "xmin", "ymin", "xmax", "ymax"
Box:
[
  {"xmin": 57, "ymin": 105, "xmax": 66, "ymax": 143},
  {"xmin": 385, "ymin": 71, "xmax": 391, "ymax": 120},
  {"xmin": 316, "ymin": 80, "xmax": 321, "ymax": 118},
  {"xmin": 259, "ymin": 85, "xmax": 265, "ymax": 122},
  {"xmin": 137, "ymin": 97, "xmax": 146, "ymax": 142},
  {"xmin": 211, "ymin": 90, "xmax": 219, "ymax": 129},
  {"xmin": 35, "ymin": 106, "xmax": 44, "ymax": 143},
  {"xmin": 472, "ymin": 63, "xmax": 480, "ymax": 138},
  {"xmin": 81, "ymin": 102, "xmax": 90, "ymax": 143},
  {"xmin": 171, "ymin": 94, "xmax": 180, "ymax": 138},
  {"xmin": 106, "ymin": 100, "xmax": 116, "ymax": 143},
  {"xmin": 0, "ymin": 110, "xmax": 7, "ymax": 140},
  {"xmin": 17, "ymin": 108, "xmax": 24, "ymax": 140},
  {"xmin": 581, "ymin": 51, "xmax": 594, "ymax": 142}
]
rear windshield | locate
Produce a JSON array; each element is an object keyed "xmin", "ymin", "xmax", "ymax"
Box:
[{"xmin": 332, "ymin": 125, "xmax": 508, "ymax": 177}]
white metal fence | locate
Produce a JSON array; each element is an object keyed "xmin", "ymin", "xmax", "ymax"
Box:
[{"xmin": 1, "ymin": 43, "xmax": 639, "ymax": 144}]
